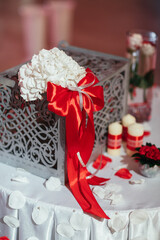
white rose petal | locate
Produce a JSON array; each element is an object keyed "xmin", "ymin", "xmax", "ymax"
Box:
[
  {"xmin": 8, "ymin": 191, "xmax": 26, "ymax": 209},
  {"xmin": 130, "ymin": 210, "xmax": 148, "ymax": 224},
  {"xmin": 70, "ymin": 212, "xmax": 90, "ymax": 230},
  {"xmin": 108, "ymin": 214, "xmax": 128, "ymax": 233},
  {"xmin": 92, "ymin": 186, "xmax": 106, "ymax": 199},
  {"xmin": 104, "ymin": 183, "xmax": 122, "ymax": 193},
  {"xmin": 11, "ymin": 175, "xmax": 29, "ymax": 184},
  {"xmin": 57, "ymin": 223, "xmax": 74, "ymax": 238},
  {"xmin": 108, "ymin": 193, "xmax": 123, "ymax": 205},
  {"xmin": 104, "ymin": 190, "xmax": 113, "ymax": 200},
  {"xmin": 16, "ymin": 168, "xmax": 29, "ymax": 174},
  {"xmin": 129, "ymin": 179, "xmax": 145, "ymax": 185},
  {"xmin": 16, "ymin": 168, "xmax": 27, "ymax": 173},
  {"xmin": 131, "ymin": 237, "xmax": 148, "ymax": 240},
  {"xmin": 32, "ymin": 204, "xmax": 49, "ymax": 225},
  {"xmin": 44, "ymin": 177, "xmax": 61, "ymax": 191},
  {"xmin": 3, "ymin": 215, "xmax": 20, "ymax": 228},
  {"xmin": 27, "ymin": 237, "xmax": 39, "ymax": 240}
]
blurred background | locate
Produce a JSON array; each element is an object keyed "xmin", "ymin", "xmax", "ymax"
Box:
[{"xmin": 0, "ymin": 0, "xmax": 160, "ymax": 83}]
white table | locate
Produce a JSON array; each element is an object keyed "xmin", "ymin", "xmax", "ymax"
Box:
[{"xmin": 0, "ymin": 88, "xmax": 160, "ymax": 240}]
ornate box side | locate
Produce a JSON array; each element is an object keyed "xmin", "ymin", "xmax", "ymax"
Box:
[
  {"xmin": 0, "ymin": 44, "xmax": 129, "ymax": 180},
  {"xmin": 0, "ymin": 68, "xmax": 66, "ymax": 183}
]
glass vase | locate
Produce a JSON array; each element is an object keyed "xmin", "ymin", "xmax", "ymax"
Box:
[
  {"xmin": 126, "ymin": 30, "xmax": 158, "ymax": 122},
  {"xmin": 139, "ymin": 164, "xmax": 160, "ymax": 178}
]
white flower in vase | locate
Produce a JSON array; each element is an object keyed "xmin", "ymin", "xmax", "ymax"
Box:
[
  {"xmin": 127, "ymin": 33, "xmax": 143, "ymax": 52},
  {"xmin": 138, "ymin": 42, "xmax": 156, "ymax": 77},
  {"xmin": 141, "ymin": 43, "xmax": 156, "ymax": 56}
]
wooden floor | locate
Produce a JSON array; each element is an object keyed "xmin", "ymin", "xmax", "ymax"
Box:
[{"xmin": 0, "ymin": 0, "xmax": 160, "ymax": 83}]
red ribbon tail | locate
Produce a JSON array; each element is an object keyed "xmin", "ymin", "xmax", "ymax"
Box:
[
  {"xmin": 78, "ymin": 164, "xmax": 110, "ymax": 219},
  {"xmin": 68, "ymin": 154, "xmax": 110, "ymax": 219},
  {"xmin": 67, "ymin": 154, "xmax": 91, "ymax": 210}
]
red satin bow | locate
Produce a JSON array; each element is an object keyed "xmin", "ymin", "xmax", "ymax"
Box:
[{"xmin": 47, "ymin": 68, "xmax": 109, "ymax": 219}]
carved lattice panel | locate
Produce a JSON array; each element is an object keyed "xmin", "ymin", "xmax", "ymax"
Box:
[{"xmin": 0, "ymin": 75, "xmax": 65, "ymax": 182}]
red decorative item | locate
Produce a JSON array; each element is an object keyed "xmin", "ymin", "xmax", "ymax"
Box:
[
  {"xmin": 127, "ymin": 133, "xmax": 143, "ymax": 151},
  {"xmin": 107, "ymin": 133, "xmax": 122, "ymax": 149},
  {"xmin": 47, "ymin": 68, "xmax": 109, "ymax": 219},
  {"xmin": 0, "ymin": 237, "xmax": 10, "ymax": 240},
  {"xmin": 122, "ymin": 126, "xmax": 127, "ymax": 141},
  {"xmin": 87, "ymin": 172, "xmax": 110, "ymax": 186},
  {"xmin": 92, "ymin": 155, "xmax": 112, "ymax": 170},
  {"xmin": 143, "ymin": 131, "xmax": 151, "ymax": 137},
  {"xmin": 115, "ymin": 168, "xmax": 132, "ymax": 179},
  {"xmin": 133, "ymin": 143, "xmax": 160, "ymax": 167}
]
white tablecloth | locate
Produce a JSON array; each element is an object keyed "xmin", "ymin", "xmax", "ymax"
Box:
[{"xmin": 0, "ymin": 88, "xmax": 160, "ymax": 240}]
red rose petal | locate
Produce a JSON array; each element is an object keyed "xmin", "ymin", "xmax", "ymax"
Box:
[
  {"xmin": 92, "ymin": 155, "xmax": 112, "ymax": 169},
  {"xmin": 87, "ymin": 176, "xmax": 110, "ymax": 186},
  {"xmin": 115, "ymin": 168, "xmax": 132, "ymax": 179},
  {"xmin": 144, "ymin": 131, "xmax": 151, "ymax": 137}
]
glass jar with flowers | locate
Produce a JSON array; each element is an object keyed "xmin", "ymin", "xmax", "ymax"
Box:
[
  {"xmin": 132, "ymin": 143, "xmax": 160, "ymax": 177},
  {"xmin": 126, "ymin": 30, "xmax": 158, "ymax": 122}
]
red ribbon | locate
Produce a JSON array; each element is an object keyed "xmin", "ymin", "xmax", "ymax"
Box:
[
  {"xmin": 107, "ymin": 133, "xmax": 122, "ymax": 149},
  {"xmin": 127, "ymin": 133, "xmax": 143, "ymax": 151},
  {"xmin": 47, "ymin": 68, "xmax": 109, "ymax": 219}
]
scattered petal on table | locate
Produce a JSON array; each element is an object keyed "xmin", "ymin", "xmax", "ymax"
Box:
[
  {"xmin": 32, "ymin": 204, "xmax": 49, "ymax": 225},
  {"xmin": 92, "ymin": 155, "xmax": 112, "ymax": 169},
  {"xmin": 8, "ymin": 191, "xmax": 26, "ymax": 209},
  {"xmin": 115, "ymin": 168, "xmax": 132, "ymax": 179},
  {"xmin": 104, "ymin": 183, "xmax": 122, "ymax": 193},
  {"xmin": 92, "ymin": 186, "xmax": 106, "ymax": 199},
  {"xmin": 130, "ymin": 210, "xmax": 148, "ymax": 224},
  {"xmin": 70, "ymin": 212, "xmax": 90, "ymax": 230},
  {"xmin": 3, "ymin": 215, "xmax": 20, "ymax": 228},
  {"xmin": 16, "ymin": 168, "xmax": 28, "ymax": 173},
  {"xmin": 108, "ymin": 193, "xmax": 123, "ymax": 205},
  {"xmin": 57, "ymin": 223, "xmax": 74, "ymax": 238},
  {"xmin": 129, "ymin": 179, "xmax": 145, "ymax": 185},
  {"xmin": 131, "ymin": 237, "xmax": 147, "ymax": 240},
  {"xmin": 44, "ymin": 176, "xmax": 61, "ymax": 191},
  {"xmin": 27, "ymin": 237, "xmax": 39, "ymax": 240},
  {"xmin": 108, "ymin": 214, "xmax": 128, "ymax": 234},
  {"xmin": 11, "ymin": 175, "xmax": 29, "ymax": 184},
  {"xmin": 104, "ymin": 190, "xmax": 112, "ymax": 200}
]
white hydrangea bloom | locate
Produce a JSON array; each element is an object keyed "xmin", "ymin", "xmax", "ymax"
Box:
[
  {"xmin": 128, "ymin": 33, "xmax": 143, "ymax": 51},
  {"xmin": 141, "ymin": 43, "xmax": 155, "ymax": 56},
  {"xmin": 18, "ymin": 48, "xmax": 86, "ymax": 101}
]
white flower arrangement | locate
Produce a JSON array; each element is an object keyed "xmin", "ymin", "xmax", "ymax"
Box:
[
  {"xmin": 141, "ymin": 43, "xmax": 155, "ymax": 56},
  {"xmin": 128, "ymin": 33, "xmax": 143, "ymax": 51},
  {"xmin": 18, "ymin": 47, "xmax": 86, "ymax": 101}
]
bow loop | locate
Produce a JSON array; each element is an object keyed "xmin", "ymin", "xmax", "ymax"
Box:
[{"xmin": 78, "ymin": 69, "xmax": 104, "ymax": 113}]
